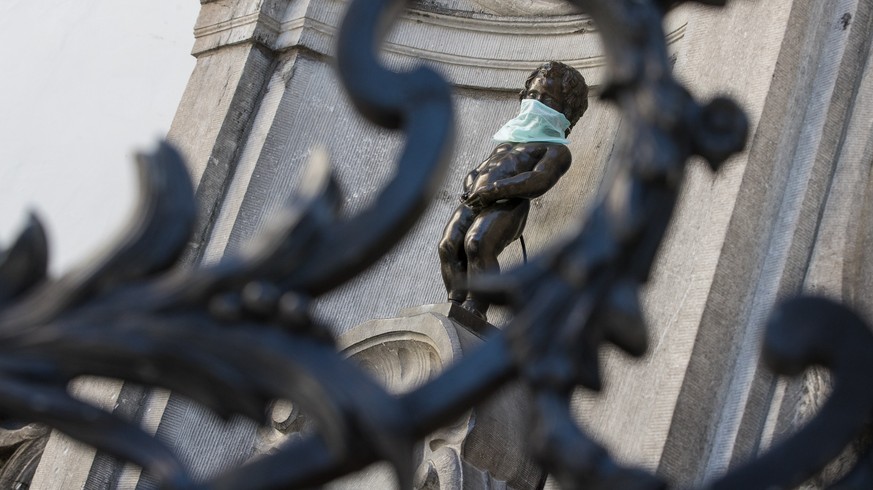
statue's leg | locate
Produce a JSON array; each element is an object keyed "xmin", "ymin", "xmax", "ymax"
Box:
[
  {"xmin": 438, "ymin": 205, "xmax": 476, "ymax": 303},
  {"xmin": 463, "ymin": 199, "xmax": 530, "ymax": 318}
]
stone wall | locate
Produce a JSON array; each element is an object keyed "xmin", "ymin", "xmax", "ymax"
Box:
[{"xmin": 172, "ymin": 0, "xmax": 668, "ymax": 335}]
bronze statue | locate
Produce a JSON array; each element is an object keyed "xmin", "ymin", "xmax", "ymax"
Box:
[{"xmin": 438, "ymin": 61, "xmax": 588, "ymax": 320}]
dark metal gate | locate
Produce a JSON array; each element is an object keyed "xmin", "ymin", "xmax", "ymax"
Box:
[{"xmin": 0, "ymin": 0, "xmax": 871, "ymax": 488}]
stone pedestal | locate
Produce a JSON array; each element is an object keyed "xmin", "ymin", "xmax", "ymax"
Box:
[{"xmin": 256, "ymin": 303, "xmax": 544, "ymax": 490}]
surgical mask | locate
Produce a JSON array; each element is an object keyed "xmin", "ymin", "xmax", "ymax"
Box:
[{"xmin": 492, "ymin": 99, "xmax": 571, "ymax": 145}]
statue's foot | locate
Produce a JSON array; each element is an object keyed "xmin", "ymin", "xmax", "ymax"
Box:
[{"xmin": 461, "ymin": 300, "xmax": 488, "ymax": 321}]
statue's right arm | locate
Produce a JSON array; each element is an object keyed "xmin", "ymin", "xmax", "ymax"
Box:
[
  {"xmin": 463, "ymin": 169, "xmax": 478, "ymax": 193},
  {"xmin": 464, "ymin": 165, "xmax": 481, "ymax": 193},
  {"xmin": 463, "ymin": 158, "xmax": 489, "ymax": 193}
]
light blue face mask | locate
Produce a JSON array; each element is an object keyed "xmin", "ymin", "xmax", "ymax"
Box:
[{"xmin": 492, "ymin": 99, "xmax": 571, "ymax": 145}]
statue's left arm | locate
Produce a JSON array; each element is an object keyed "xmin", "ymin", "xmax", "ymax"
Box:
[{"xmin": 464, "ymin": 145, "xmax": 571, "ymax": 208}]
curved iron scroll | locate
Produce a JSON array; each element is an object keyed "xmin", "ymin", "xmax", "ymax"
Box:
[{"xmin": 0, "ymin": 0, "xmax": 870, "ymax": 488}]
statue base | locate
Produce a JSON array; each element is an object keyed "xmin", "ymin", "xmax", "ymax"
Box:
[{"xmin": 256, "ymin": 303, "xmax": 544, "ymax": 490}]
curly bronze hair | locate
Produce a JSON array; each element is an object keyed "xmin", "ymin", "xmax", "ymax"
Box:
[{"xmin": 519, "ymin": 61, "xmax": 589, "ymax": 137}]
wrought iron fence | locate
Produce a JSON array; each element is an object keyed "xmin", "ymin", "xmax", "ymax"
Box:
[{"xmin": 1, "ymin": 0, "xmax": 872, "ymax": 488}]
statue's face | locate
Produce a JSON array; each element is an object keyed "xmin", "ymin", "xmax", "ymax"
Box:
[{"xmin": 523, "ymin": 74, "xmax": 564, "ymax": 113}]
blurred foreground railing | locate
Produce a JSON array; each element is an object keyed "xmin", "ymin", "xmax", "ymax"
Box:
[{"xmin": 0, "ymin": 0, "xmax": 872, "ymax": 488}]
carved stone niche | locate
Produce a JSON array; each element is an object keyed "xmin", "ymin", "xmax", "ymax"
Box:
[{"xmin": 255, "ymin": 303, "xmax": 545, "ymax": 490}]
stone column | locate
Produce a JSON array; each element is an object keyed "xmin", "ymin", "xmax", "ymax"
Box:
[
  {"xmin": 655, "ymin": 0, "xmax": 873, "ymax": 486},
  {"xmin": 533, "ymin": 1, "xmax": 873, "ymax": 487},
  {"xmin": 31, "ymin": 2, "xmax": 294, "ymax": 488}
]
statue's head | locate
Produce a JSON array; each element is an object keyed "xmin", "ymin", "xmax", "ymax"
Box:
[{"xmin": 519, "ymin": 61, "xmax": 588, "ymax": 136}]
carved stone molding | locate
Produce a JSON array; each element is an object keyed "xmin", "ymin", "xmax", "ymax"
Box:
[
  {"xmin": 191, "ymin": 0, "xmax": 687, "ymax": 90},
  {"xmin": 467, "ymin": 0, "xmax": 581, "ymax": 17}
]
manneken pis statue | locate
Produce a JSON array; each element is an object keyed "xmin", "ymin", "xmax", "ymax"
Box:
[{"xmin": 438, "ymin": 61, "xmax": 589, "ymax": 320}]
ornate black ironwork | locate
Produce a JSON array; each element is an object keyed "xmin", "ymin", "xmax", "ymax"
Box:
[{"xmin": 0, "ymin": 0, "xmax": 871, "ymax": 488}]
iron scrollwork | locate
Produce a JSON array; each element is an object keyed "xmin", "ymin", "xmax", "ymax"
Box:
[{"xmin": 0, "ymin": 0, "xmax": 871, "ymax": 488}]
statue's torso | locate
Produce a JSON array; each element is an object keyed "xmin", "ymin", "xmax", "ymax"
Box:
[{"xmin": 470, "ymin": 142, "xmax": 563, "ymax": 192}]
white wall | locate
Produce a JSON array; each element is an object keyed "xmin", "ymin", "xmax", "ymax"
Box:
[{"xmin": 0, "ymin": 0, "xmax": 200, "ymax": 274}]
